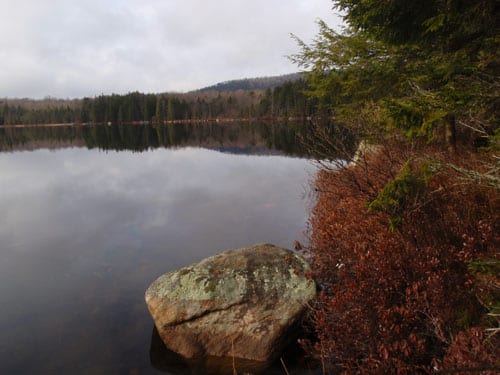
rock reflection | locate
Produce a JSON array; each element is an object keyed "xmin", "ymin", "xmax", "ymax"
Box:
[
  {"xmin": 149, "ymin": 327, "xmax": 322, "ymax": 375},
  {"xmin": 150, "ymin": 326, "xmax": 275, "ymax": 375},
  {"xmin": 150, "ymin": 327, "xmax": 190, "ymax": 374}
]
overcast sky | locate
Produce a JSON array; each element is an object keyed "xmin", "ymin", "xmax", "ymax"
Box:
[{"xmin": 0, "ymin": 0, "xmax": 342, "ymax": 99}]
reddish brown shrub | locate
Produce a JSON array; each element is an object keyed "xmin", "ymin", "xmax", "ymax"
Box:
[
  {"xmin": 306, "ymin": 144, "xmax": 499, "ymax": 373},
  {"xmin": 439, "ymin": 327, "xmax": 500, "ymax": 374}
]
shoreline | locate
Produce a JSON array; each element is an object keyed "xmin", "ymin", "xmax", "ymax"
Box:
[{"xmin": 0, "ymin": 116, "xmax": 329, "ymax": 129}]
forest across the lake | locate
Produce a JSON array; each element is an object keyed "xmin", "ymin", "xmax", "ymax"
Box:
[{"xmin": 0, "ymin": 75, "xmax": 324, "ymax": 126}]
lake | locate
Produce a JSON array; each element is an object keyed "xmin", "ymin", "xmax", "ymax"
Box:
[{"xmin": 0, "ymin": 123, "xmax": 318, "ymax": 374}]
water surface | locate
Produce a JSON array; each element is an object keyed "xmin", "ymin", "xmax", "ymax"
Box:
[{"xmin": 0, "ymin": 123, "xmax": 317, "ymax": 374}]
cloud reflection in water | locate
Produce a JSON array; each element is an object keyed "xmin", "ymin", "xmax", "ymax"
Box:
[{"xmin": 0, "ymin": 146, "xmax": 316, "ymax": 374}]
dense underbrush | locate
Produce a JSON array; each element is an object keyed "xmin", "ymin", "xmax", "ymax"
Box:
[{"xmin": 305, "ymin": 142, "xmax": 499, "ymax": 373}]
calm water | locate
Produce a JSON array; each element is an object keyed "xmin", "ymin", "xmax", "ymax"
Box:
[{"xmin": 0, "ymin": 123, "xmax": 317, "ymax": 374}]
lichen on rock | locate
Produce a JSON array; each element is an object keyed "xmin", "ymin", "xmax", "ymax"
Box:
[{"xmin": 144, "ymin": 243, "xmax": 316, "ymax": 365}]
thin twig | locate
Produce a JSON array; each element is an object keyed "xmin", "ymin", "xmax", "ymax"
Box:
[
  {"xmin": 232, "ymin": 337, "xmax": 237, "ymax": 375},
  {"xmin": 280, "ymin": 357, "xmax": 291, "ymax": 375}
]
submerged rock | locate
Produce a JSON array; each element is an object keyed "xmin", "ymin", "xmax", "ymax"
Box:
[{"xmin": 145, "ymin": 243, "xmax": 316, "ymax": 365}]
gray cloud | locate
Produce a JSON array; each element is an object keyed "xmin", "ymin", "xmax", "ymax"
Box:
[{"xmin": 0, "ymin": 0, "xmax": 342, "ymax": 98}]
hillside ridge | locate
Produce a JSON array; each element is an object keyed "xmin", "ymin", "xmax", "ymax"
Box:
[{"xmin": 194, "ymin": 72, "xmax": 302, "ymax": 92}]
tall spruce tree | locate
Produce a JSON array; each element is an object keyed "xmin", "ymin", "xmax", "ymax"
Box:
[{"xmin": 292, "ymin": 0, "xmax": 499, "ymax": 151}]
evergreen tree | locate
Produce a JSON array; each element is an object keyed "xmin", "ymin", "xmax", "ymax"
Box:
[
  {"xmin": 292, "ymin": 1, "xmax": 499, "ymax": 150},
  {"xmin": 167, "ymin": 98, "xmax": 175, "ymax": 121}
]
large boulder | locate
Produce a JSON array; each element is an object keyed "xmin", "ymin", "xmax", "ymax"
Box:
[{"xmin": 144, "ymin": 243, "xmax": 316, "ymax": 365}]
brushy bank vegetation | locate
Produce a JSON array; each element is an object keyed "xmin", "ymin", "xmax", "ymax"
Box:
[
  {"xmin": 293, "ymin": 0, "xmax": 499, "ymax": 373},
  {"xmin": 306, "ymin": 146, "xmax": 498, "ymax": 373}
]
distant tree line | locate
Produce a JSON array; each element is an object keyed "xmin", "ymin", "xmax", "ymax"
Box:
[
  {"xmin": 257, "ymin": 79, "xmax": 323, "ymax": 118},
  {"xmin": 0, "ymin": 79, "xmax": 320, "ymax": 126}
]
